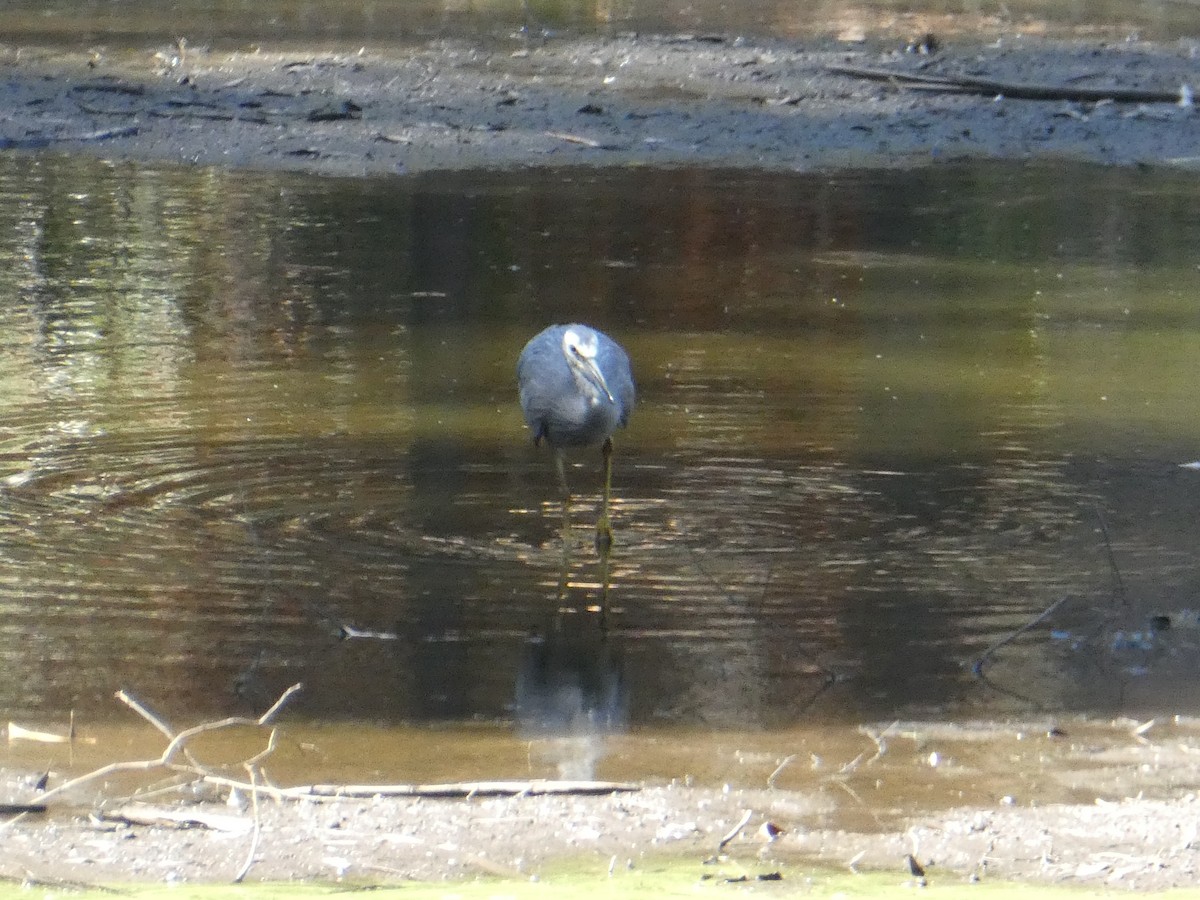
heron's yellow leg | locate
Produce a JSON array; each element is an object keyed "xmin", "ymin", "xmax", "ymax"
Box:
[{"xmin": 595, "ymin": 437, "xmax": 614, "ymax": 556}]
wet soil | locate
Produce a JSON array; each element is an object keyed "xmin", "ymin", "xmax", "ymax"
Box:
[
  {"xmin": 4, "ymin": 27, "xmax": 1200, "ymax": 892},
  {"xmin": 7, "ymin": 716, "xmax": 1200, "ymax": 890},
  {"xmin": 1, "ymin": 32, "xmax": 1198, "ymax": 177}
]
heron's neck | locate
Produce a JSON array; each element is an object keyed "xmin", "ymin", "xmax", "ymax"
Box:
[{"xmin": 571, "ymin": 364, "xmax": 608, "ymax": 406}]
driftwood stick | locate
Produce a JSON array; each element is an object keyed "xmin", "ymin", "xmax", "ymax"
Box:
[
  {"xmin": 233, "ymin": 766, "xmax": 264, "ymax": 883},
  {"xmin": 70, "ymin": 126, "xmax": 141, "ymax": 142},
  {"xmin": 861, "ymin": 720, "xmax": 898, "ymax": 765},
  {"xmin": 116, "ymin": 689, "xmax": 204, "ymax": 771},
  {"xmin": 197, "ymin": 774, "xmax": 296, "ymax": 803},
  {"xmin": 31, "ymin": 759, "xmax": 186, "ymax": 807},
  {"xmin": 545, "ymin": 130, "xmax": 603, "ymax": 147},
  {"xmin": 156, "ymin": 682, "xmax": 303, "ymax": 769},
  {"xmin": 115, "ymin": 690, "xmax": 174, "ymax": 740},
  {"xmin": 303, "ymin": 779, "xmax": 639, "ymax": 798},
  {"xmin": 29, "ymin": 685, "xmax": 304, "ymax": 808},
  {"xmin": 245, "ymin": 728, "xmax": 280, "ymax": 767},
  {"xmin": 1095, "ymin": 506, "xmax": 1130, "ymax": 608},
  {"xmin": 258, "ymin": 683, "xmax": 304, "ymax": 726},
  {"xmin": 718, "ymin": 809, "xmax": 754, "ymax": 851},
  {"xmin": 199, "ymin": 775, "xmax": 639, "ymax": 800},
  {"xmin": 972, "ymin": 596, "xmax": 1071, "ymax": 677},
  {"xmin": 766, "ymin": 754, "xmax": 796, "ymax": 789},
  {"xmin": 99, "ymin": 804, "xmax": 252, "ymax": 832},
  {"xmin": 828, "ymin": 64, "xmax": 1189, "ymax": 104}
]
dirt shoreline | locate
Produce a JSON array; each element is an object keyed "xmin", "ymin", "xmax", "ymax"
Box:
[
  {"xmin": 6, "ymin": 771, "xmax": 1200, "ymax": 890},
  {"xmin": 2, "ymin": 32, "xmax": 1199, "ymax": 178},
  {"xmin": 8, "ymin": 715, "xmax": 1200, "ymax": 890}
]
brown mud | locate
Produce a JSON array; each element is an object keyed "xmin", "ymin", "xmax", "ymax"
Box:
[
  {"xmin": 6, "ymin": 715, "xmax": 1200, "ymax": 889},
  {"xmin": 1, "ymin": 33, "xmax": 1198, "ymax": 177}
]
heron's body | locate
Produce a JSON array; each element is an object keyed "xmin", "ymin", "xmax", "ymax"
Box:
[
  {"xmin": 518, "ymin": 324, "xmax": 635, "ymax": 449},
  {"xmin": 517, "ymin": 323, "xmax": 635, "ymax": 553}
]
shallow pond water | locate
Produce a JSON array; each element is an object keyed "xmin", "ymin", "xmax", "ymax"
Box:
[
  {"xmin": 1, "ymin": 154, "xmax": 1200, "ymax": 787},
  {"xmin": 4, "ymin": 0, "xmax": 1196, "ymax": 45}
]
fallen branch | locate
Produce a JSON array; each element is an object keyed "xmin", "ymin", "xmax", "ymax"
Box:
[
  {"xmin": 828, "ymin": 64, "xmax": 1192, "ymax": 104},
  {"xmin": 67, "ymin": 126, "xmax": 140, "ymax": 142},
  {"xmin": 199, "ymin": 776, "xmax": 639, "ymax": 800},
  {"xmin": 545, "ymin": 130, "xmax": 625, "ymax": 150},
  {"xmin": 99, "ymin": 804, "xmax": 253, "ymax": 833},
  {"xmin": 115, "ymin": 690, "xmax": 175, "ymax": 740},
  {"xmin": 718, "ymin": 809, "xmax": 754, "ymax": 851},
  {"xmin": 1095, "ymin": 505, "xmax": 1130, "ymax": 608},
  {"xmin": 766, "ymin": 754, "xmax": 796, "ymax": 789},
  {"xmin": 972, "ymin": 596, "xmax": 1071, "ymax": 679},
  {"xmin": 233, "ymin": 765, "xmax": 263, "ymax": 883},
  {"xmin": 147, "ymin": 107, "xmax": 269, "ymax": 124},
  {"xmin": 70, "ymin": 81, "xmax": 145, "ymax": 96},
  {"xmin": 0, "ymin": 803, "xmax": 46, "ymax": 815},
  {"xmin": 860, "ymin": 720, "xmax": 898, "ymax": 766},
  {"xmin": 32, "ymin": 683, "xmax": 303, "ymax": 808},
  {"xmin": 7, "ymin": 723, "xmax": 70, "ymax": 744}
]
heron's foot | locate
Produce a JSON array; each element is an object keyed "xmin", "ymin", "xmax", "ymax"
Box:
[{"xmin": 594, "ymin": 517, "xmax": 614, "ymax": 556}]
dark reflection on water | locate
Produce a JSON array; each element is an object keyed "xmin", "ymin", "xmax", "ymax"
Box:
[{"xmin": 2, "ymin": 154, "xmax": 1200, "ymax": 732}]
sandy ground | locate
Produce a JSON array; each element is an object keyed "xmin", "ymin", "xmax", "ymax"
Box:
[
  {"xmin": 7, "ymin": 717, "xmax": 1200, "ymax": 890},
  {"xmin": 1, "ymin": 32, "xmax": 1199, "ymax": 177},
  {"xmin": 4, "ymin": 28, "xmax": 1200, "ymax": 892},
  {"xmin": 4, "ymin": 766, "xmax": 1200, "ymax": 891}
]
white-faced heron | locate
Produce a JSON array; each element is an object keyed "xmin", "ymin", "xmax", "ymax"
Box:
[{"xmin": 517, "ymin": 323, "xmax": 635, "ymax": 552}]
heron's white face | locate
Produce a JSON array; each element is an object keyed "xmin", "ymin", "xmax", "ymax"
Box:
[{"xmin": 562, "ymin": 328, "xmax": 615, "ymax": 404}]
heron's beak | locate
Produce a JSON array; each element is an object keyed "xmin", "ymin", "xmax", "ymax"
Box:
[{"xmin": 582, "ymin": 357, "xmax": 616, "ymax": 404}]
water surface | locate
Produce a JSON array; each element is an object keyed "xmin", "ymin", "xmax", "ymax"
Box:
[{"xmin": 2, "ymin": 155, "xmax": 1200, "ymax": 799}]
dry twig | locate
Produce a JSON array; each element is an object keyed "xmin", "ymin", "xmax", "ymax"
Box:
[
  {"xmin": 33, "ymin": 683, "xmax": 304, "ymax": 808},
  {"xmin": 718, "ymin": 809, "xmax": 754, "ymax": 852}
]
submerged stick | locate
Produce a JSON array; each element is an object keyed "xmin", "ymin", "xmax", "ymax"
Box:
[
  {"xmin": 1094, "ymin": 506, "xmax": 1130, "ymax": 608},
  {"xmin": 972, "ymin": 596, "xmax": 1071, "ymax": 677}
]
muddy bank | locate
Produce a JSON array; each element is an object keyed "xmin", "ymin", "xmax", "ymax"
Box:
[
  {"xmin": 7, "ymin": 716, "xmax": 1200, "ymax": 890},
  {"xmin": 1, "ymin": 33, "xmax": 1199, "ymax": 177},
  {"xmin": 6, "ymin": 777, "xmax": 1200, "ymax": 890}
]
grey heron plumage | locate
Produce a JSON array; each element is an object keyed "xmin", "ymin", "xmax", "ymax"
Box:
[{"xmin": 518, "ymin": 323, "xmax": 635, "ymax": 552}]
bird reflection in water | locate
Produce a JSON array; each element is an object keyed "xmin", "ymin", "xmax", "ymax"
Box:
[{"xmin": 515, "ymin": 556, "xmax": 627, "ymax": 780}]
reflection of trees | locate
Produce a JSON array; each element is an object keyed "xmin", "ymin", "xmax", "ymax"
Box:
[{"xmin": 0, "ymin": 155, "xmax": 382, "ymax": 718}]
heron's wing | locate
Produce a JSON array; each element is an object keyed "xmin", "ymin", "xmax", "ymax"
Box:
[{"xmin": 517, "ymin": 329, "xmax": 573, "ymax": 433}]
